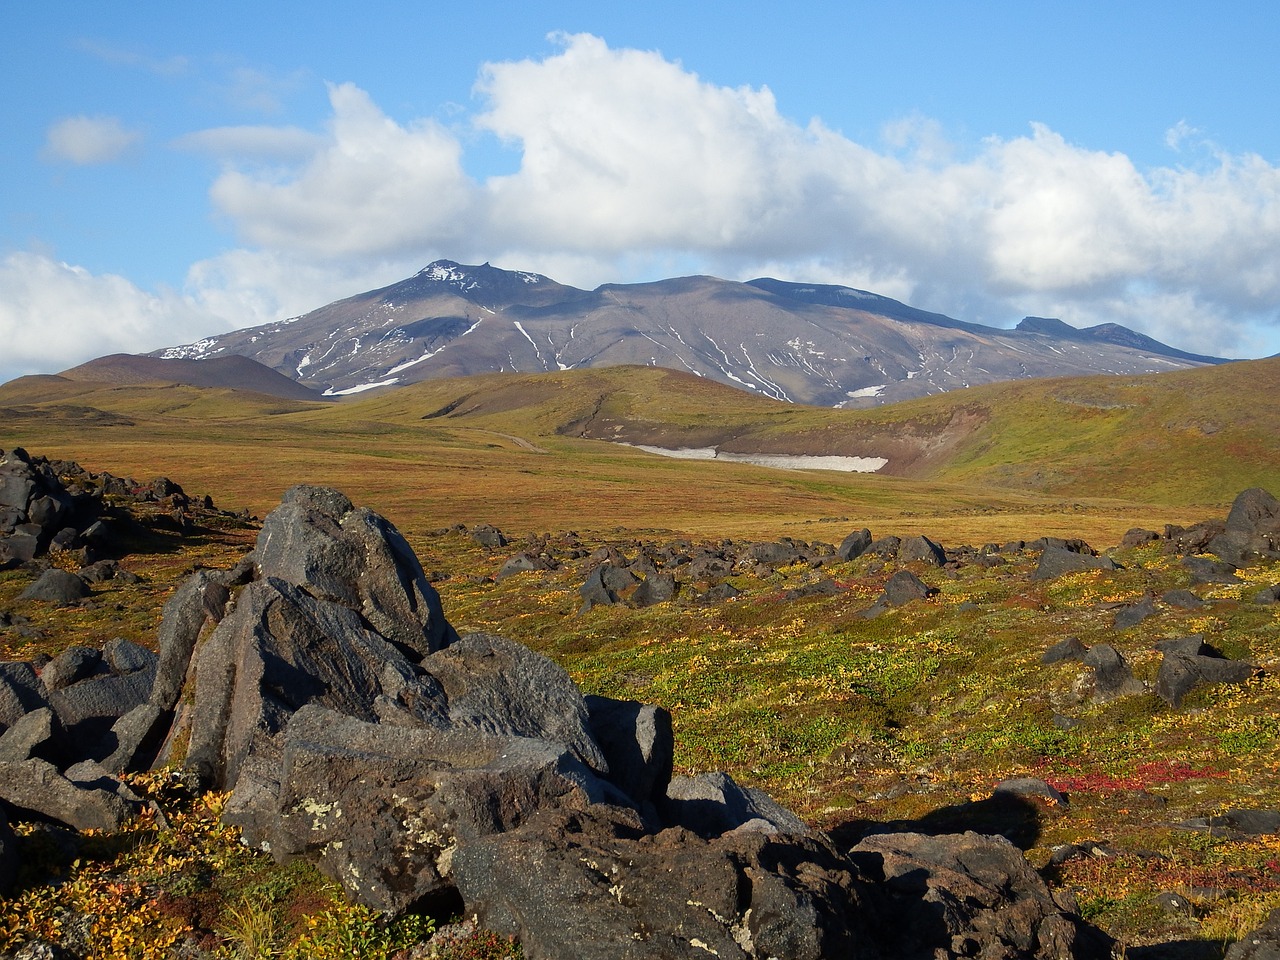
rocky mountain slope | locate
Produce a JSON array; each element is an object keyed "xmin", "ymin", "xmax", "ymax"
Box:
[{"xmin": 153, "ymin": 260, "xmax": 1223, "ymax": 406}]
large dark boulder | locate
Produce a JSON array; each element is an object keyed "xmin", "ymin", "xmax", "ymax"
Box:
[
  {"xmin": 0, "ymin": 757, "xmax": 140, "ymax": 832},
  {"xmin": 849, "ymin": 831, "xmax": 1113, "ymax": 960},
  {"xmin": 184, "ymin": 576, "xmax": 437, "ymax": 789},
  {"xmin": 1155, "ymin": 637, "xmax": 1256, "ymax": 708},
  {"xmin": 1209, "ymin": 488, "xmax": 1280, "ymax": 566},
  {"xmin": 631, "ymin": 572, "xmax": 678, "ymax": 608},
  {"xmin": 18, "ymin": 569, "xmax": 90, "ymax": 604},
  {"xmin": 837, "ymin": 528, "xmax": 873, "ymax": 561},
  {"xmin": 418, "ymin": 632, "xmax": 607, "ymax": 774},
  {"xmin": 0, "ymin": 707, "xmax": 59, "ymax": 763},
  {"xmin": 0, "ymin": 661, "xmax": 49, "ymax": 729},
  {"xmin": 898, "ymin": 535, "xmax": 946, "ymax": 566},
  {"xmin": 1032, "ymin": 547, "xmax": 1118, "ymax": 581},
  {"xmin": 41, "ymin": 645, "xmax": 104, "ymax": 691},
  {"xmin": 255, "ymin": 484, "xmax": 455, "ymax": 655},
  {"xmin": 1082, "ymin": 644, "xmax": 1144, "ymax": 701},
  {"xmin": 224, "ymin": 705, "xmax": 625, "ymax": 915},
  {"xmin": 452, "ymin": 806, "xmax": 875, "ymax": 960},
  {"xmin": 862, "ymin": 570, "xmax": 937, "ymax": 617},
  {"xmin": 1181, "ymin": 555, "xmax": 1241, "ymax": 585}
]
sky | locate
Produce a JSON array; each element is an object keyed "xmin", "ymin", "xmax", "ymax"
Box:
[{"xmin": 3, "ymin": 1, "xmax": 1280, "ymax": 384}]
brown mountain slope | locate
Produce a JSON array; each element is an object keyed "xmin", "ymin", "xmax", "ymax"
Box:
[{"xmin": 59, "ymin": 353, "xmax": 326, "ymax": 401}]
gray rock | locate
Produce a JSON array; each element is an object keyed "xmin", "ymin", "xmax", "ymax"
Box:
[
  {"xmin": 18, "ymin": 569, "xmax": 90, "ymax": 604},
  {"xmin": 495, "ymin": 553, "xmax": 552, "ymax": 580},
  {"xmin": 1032, "ymin": 546, "xmax": 1118, "ymax": 581},
  {"xmin": 471, "ymin": 524, "xmax": 508, "ymax": 548},
  {"xmin": 898, "ymin": 534, "xmax": 946, "ymax": 566},
  {"xmin": 849, "ymin": 830, "xmax": 1113, "ymax": 960},
  {"xmin": 1113, "ymin": 595, "xmax": 1157, "ymax": 629},
  {"xmin": 185, "ymin": 576, "xmax": 425, "ymax": 789},
  {"xmin": 48, "ymin": 664, "xmax": 155, "ymax": 740},
  {"xmin": 1181, "ymin": 555, "xmax": 1240, "ymax": 584},
  {"xmin": 994, "ymin": 777, "xmax": 1068, "ymax": 805},
  {"xmin": 0, "ymin": 757, "xmax": 138, "ymax": 831},
  {"xmin": 1162, "ymin": 588, "xmax": 1205, "ymax": 609},
  {"xmin": 224, "ymin": 704, "xmax": 622, "ymax": 915},
  {"xmin": 255, "ymin": 484, "xmax": 455, "ymax": 656},
  {"xmin": 150, "ymin": 569, "xmax": 231, "ymax": 711},
  {"xmin": 584, "ymin": 695, "xmax": 673, "ymax": 812},
  {"xmin": 423, "ymin": 632, "xmax": 607, "ymax": 774},
  {"xmin": 101, "ymin": 703, "xmax": 169, "ymax": 774},
  {"xmin": 630, "ymin": 572, "xmax": 678, "ymax": 608},
  {"xmin": 452, "ymin": 806, "xmax": 871, "ymax": 960},
  {"xmin": 0, "ymin": 707, "xmax": 58, "ymax": 763},
  {"xmin": 1157, "ymin": 652, "xmax": 1255, "ymax": 708},
  {"xmin": 1043, "ymin": 636, "xmax": 1089, "ymax": 664},
  {"xmin": 662, "ymin": 771, "xmax": 810, "ymax": 838},
  {"xmin": 883, "ymin": 569, "xmax": 936, "ymax": 606},
  {"xmin": 837, "ymin": 528, "xmax": 873, "ymax": 561},
  {"xmin": 578, "ymin": 564, "xmax": 623, "ymax": 612},
  {"xmin": 1154, "ymin": 634, "xmax": 1207, "ymax": 657},
  {"xmin": 41, "ymin": 646, "xmax": 103, "ymax": 691},
  {"xmin": 1254, "ymin": 584, "xmax": 1280, "ymax": 605},
  {"xmin": 103, "ymin": 637, "xmax": 157, "ymax": 675},
  {"xmin": 748, "ymin": 540, "xmax": 805, "ymax": 568},
  {"xmin": 0, "ymin": 661, "xmax": 50, "ymax": 728},
  {"xmin": 1082, "ymin": 644, "xmax": 1145, "ymax": 701},
  {"xmin": 1209, "ymin": 488, "xmax": 1280, "ymax": 566}
]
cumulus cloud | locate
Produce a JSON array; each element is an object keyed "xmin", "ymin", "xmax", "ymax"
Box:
[
  {"xmin": 206, "ymin": 82, "xmax": 475, "ymax": 260},
  {"xmin": 43, "ymin": 115, "xmax": 141, "ymax": 165},
  {"xmin": 0, "ymin": 252, "xmax": 227, "ymax": 383},
  {"xmin": 39, "ymin": 33, "xmax": 1280, "ymax": 365}
]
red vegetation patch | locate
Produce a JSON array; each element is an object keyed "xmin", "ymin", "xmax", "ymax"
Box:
[{"xmin": 1038, "ymin": 760, "xmax": 1228, "ymax": 794}]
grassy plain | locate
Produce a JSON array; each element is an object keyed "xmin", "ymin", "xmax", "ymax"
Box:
[{"xmin": 2, "ymin": 359, "xmax": 1280, "ymax": 956}]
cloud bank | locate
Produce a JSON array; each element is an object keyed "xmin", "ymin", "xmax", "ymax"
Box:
[{"xmin": 7, "ymin": 33, "xmax": 1280, "ymax": 384}]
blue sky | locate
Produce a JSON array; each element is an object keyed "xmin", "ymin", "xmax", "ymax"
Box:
[{"xmin": 4, "ymin": 1, "xmax": 1280, "ymax": 382}]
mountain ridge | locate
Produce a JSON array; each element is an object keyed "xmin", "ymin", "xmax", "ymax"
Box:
[{"xmin": 151, "ymin": 259, "xmax": 1226, "ymax": 406}]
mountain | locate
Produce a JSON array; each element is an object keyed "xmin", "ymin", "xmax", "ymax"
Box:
[
  {"xmin": 58, "ymin": 353, "xmax": 326, "ymax": 401},
  {"xmin": 153, "ymin": 259, "xmax": 1225, "ymax": 407}
]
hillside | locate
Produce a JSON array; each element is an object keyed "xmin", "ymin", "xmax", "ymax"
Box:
[
  {"xmin": 149, "ymin": 259, "xmax": 1223, "ymax": 406},
  {"xmin": 0, "ymin": 360, "xmax": 1277, "ymax": 543},
  {"xmin": 58, "ymin": 353, "xmax": 327, "ymax": 401}
]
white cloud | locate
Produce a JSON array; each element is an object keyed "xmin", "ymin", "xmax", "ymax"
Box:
[
  {"xmin": 43, "ymin": 115, "xmax": 141, "ymax": 165},
  {"xmin": 205, "ymin": 82, "xmax": 475, "ymax": 260},
  {"xmin": 0, "ymin": 252, "xmax": 226, "ymax": 383}
]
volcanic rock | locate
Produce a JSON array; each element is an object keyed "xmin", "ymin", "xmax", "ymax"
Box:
[
  {"xmin": 18, "ymin": 569, "xmax": 90, "ymax": 605},
  {"xmin": 849, "ymin": 830, "xmax": 1113, "ymax": 960}
]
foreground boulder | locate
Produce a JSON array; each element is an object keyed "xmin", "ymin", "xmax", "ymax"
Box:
[
  {"xmin": 849, "ymin": 831, "xmax": 1113, "ymax": 960},
  {"xmin": 452, "ymin": 806, "xmax": 876, "ymax": 960},
  {"xmin": 226, "ymin": 704, "xmax": 623, "ymax": 915}
]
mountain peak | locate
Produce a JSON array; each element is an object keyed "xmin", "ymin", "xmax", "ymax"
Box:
[{"xmin": 415, "ymin": 259, "xmax": 547, "ymax": 293}]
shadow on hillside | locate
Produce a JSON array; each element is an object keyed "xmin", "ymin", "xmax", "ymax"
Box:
[{"xmin": 827, "ymin": 791, "xmax": 1047, "ymax": 851}]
